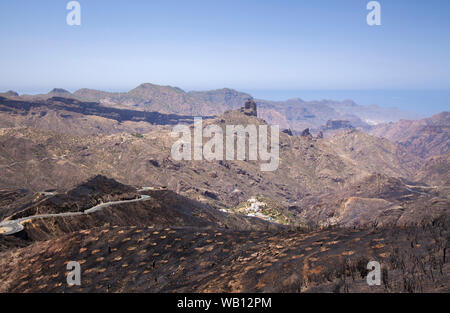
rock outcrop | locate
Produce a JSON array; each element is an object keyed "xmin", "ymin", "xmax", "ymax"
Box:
[
  {"xmin": 0, "ymin": 91, "xmax": 19, "ymax": 98},
  {"xmin": 300, "ymin": 128, "xmax": 312, "ymax": 138},
  {"xmin": 240, "ymin": 98, "xmax": 257, "ymax": 117}
]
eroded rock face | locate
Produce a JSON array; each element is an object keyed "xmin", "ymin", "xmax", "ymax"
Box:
[
  {"xmin": 301, "ymin": 128, "xmax": 312, "ymax": 138},
  {"xmin": 3, "ymin": 91, "xmax": 19, "ymax": 97},
  {"xmin": 240, "ymin": 98, "xmax": 258, "ymax": 117}
]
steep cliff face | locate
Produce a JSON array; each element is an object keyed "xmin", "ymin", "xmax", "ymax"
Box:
[{"xmin": 240, "ymin": 98, "xmax": 258, "ymax": 117}]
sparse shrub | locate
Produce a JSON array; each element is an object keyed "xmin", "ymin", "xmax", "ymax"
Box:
[{"xmin": 131, "ymin": 132, "xmax": 144, "ymax": 138}]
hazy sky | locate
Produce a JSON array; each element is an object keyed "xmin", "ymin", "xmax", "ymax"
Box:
[{"xmin": 0, "ymin": 0, "xmax": 449, "ymax": 94}]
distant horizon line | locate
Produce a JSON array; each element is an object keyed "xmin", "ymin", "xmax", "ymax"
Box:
[
  {"xmin": 2, "ymin": 84, "xmax": 448, "ymax": 118},
  {"xmin": 2, "ymin": 83, "xmax": 449, "ymax": 96}
]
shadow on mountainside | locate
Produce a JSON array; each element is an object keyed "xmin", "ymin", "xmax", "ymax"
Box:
[{"xmin": 0, "ymin": 96, "xmax": 212, "ymax": 126}]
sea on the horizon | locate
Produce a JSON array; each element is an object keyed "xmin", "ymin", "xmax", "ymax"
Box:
[{"xmin": 245, "ymin": 89, "xmax": 450, "ymax": 119}]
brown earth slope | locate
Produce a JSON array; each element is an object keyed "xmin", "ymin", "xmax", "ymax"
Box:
[
  {"xmin": 0, "ymin": 218, "xmax": 448, "ymax": 293},
  {"xmin": 413, "ymin": 153, "xmax": 450, "ymax": 186},
  {"xmin": 0, "ymin": 110, "xmax": 422, "ymax": 210},
  {"xmin": 370, "ymin": 112, "xmax": 449, "ymax": 159},
  {"xmin": 297, "ymin": 174, "xmax": 449, "ymax": 228},
  {"xmin": 0, "ymin": 96, "xmax": 195, "ymax": 136}
]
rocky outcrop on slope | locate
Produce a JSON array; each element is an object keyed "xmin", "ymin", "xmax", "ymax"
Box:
[{"xmin": 240, "ymin": 98, "xmax": 258, "ymax": 117}]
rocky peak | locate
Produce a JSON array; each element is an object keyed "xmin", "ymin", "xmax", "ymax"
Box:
[
  {"xmin": 67, "ymin": 175, "xmax": 137, "ymax": 198},
  {"xmin": 49, "ymin": 88, "xmax": 71, "ymax": 94},
  {"xmin": 5, "ymin": 90, "xmax": 19, "ymax": 97},
  {"xmin": 282, "ymin": 129, "xmax": 293, "ymax": 136},
  {"xmin": 300, "ymin": 128, "xmax": 312, "ymax": 138},
  {"xmin": 0, "ymin": 90, "xmax": 20, "ymax": 98},
  {"xmin": 240, "ymin": 98, "xmax": 257, "ymax": 117}
]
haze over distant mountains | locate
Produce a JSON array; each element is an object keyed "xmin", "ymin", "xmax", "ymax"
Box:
[
  {"xmin": 1, "ymin": 83, "xmax": 417, "ymax": 132},
  {"xmin": 0, "ymin": 88, "xmax": 448, "ymax": 292},
  {"xmin": 370, "ymin": 112, "xmax": 449, "ymax": 158},
  {"xmin": 0, "ymin": 93, "xmax": 447, "ymax": 207}
]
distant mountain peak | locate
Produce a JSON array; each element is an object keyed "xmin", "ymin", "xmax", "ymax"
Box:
[
  {"xmin": 341, "ymin": 99, "xmax": 358, "ymax": 106},
  {"xmin": 2, "ymin": 90, "xmax": 19, "ymax": 97},
  {"xmin": 135, "ymin": 83, "xmax": 157, "ymax": 89},
  {"xmin": 286, "ymin": 97, "xmax": 305, "ymax": 103},
  {"xmin": 49, "ymin": 88, "xmax": 71, "ymax": 94},
  {"xmin": 133, "ymin": 83, "xmax": 184, "ymax": 92}
]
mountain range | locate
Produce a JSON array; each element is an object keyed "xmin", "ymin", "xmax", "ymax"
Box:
[
  {"xmin": 0, "ymin": 85, "xmax": 448, "ymax": 293},
  {"xmin": 1, "ymin": 83, "xmax": 417, "ymax": 132}
]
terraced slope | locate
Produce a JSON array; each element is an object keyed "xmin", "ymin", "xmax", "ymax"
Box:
[{"xmin": 0, "ymin": 219, "xmax": 448, "ymax": 293}]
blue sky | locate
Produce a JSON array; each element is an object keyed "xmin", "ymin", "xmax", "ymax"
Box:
[{"xmin": 0, "ymin": 0, "xmax": 449, "ymax": 99}]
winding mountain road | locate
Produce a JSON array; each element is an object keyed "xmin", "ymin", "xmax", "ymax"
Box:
[{"xmin": 0, "ymin": 194, "xmax": 151, "ymax": 236}]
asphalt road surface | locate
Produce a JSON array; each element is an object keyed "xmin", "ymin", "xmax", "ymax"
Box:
[{"xmin": 0, "ymin": 195, "xmax": 151, "ymax": 236}]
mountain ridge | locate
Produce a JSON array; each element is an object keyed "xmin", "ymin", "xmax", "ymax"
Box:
[
  {"xmin": 370, "ymin": 111, "xmax": 450, "ymax": 158},
  {"xmin": 2, "ymin": 83, "xmax": 416, "ymax": 132}
]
